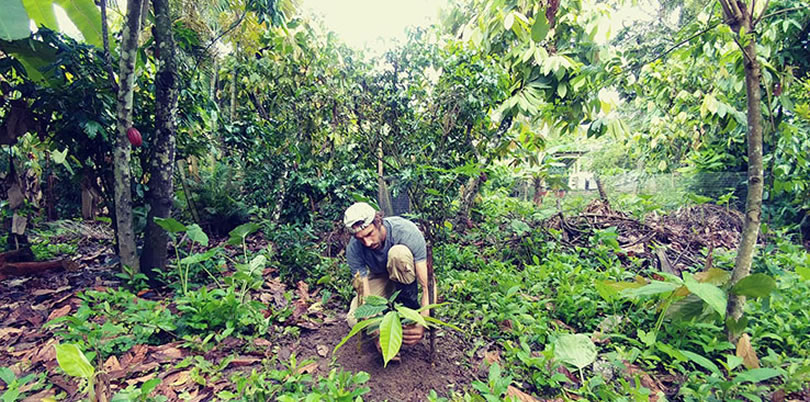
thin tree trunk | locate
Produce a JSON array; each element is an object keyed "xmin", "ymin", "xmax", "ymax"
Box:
[
  {"xmin": 140, "ymin": 0, "xmax": 178, "ymax": 280},
  {"xmin": 229, "ymin": 70, "xmax": 238, "ymax": 121},
  {"xmin": 720, "ymin": 0, "xmax": 764, "ymax": 342},
  {"xmin": 113, "ymin": 0, "xmax": 145, "ymax": 273}
]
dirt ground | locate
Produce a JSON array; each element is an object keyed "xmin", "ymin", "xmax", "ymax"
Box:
[{"xmin": 284, "ymin": 318, "xmax": 475, "ymax": 402}]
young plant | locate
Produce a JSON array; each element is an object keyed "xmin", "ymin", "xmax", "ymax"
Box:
[
  {"xmin": 0, "ymin": 367, "xmax": 43, "ymax": 402},
  {"xmin": 54, "ymin": 343, "xmax": 96, "ymax": 401},
  {"xmin": 153, "ymin": 217, "xmax": 217, "ymax": 294},
  {"xmin": 333, "ymin": 292, "xmax": 460, "ymax": 367}
]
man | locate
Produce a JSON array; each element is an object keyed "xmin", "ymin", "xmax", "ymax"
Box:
[{"xmin": 343, "ymin": 202, "xmax": 432, "ymax": 348}]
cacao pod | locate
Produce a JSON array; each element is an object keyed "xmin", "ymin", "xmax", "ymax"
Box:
[{"xmin": 127, "ymin": 127, "xmax": 142, "ymax": 147}]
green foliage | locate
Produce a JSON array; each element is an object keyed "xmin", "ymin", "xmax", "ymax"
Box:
[
  {"xmin": 222, "ymin": 355, "xmax": 370, "ymax": 401},
  {"xmin": 54, "ymin": 343, "xmax": 96, "ymax": 400},
  {"xmin": 0, "ymin": 367, "xmax": 44, "ymax": 402}
]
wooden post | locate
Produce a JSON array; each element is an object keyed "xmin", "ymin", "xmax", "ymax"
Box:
[{"xmin": 427, "ymin": 241, "xmax": 436, "ymax": 363}]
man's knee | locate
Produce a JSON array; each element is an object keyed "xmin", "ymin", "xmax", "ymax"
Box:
[{"xmin": 387, "ymin": 244, "xmax": 415, "ymax": 284}]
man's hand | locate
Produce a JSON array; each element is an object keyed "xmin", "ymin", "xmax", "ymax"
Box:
[{"xmin": 402, "ymin": 323, "xmax": 424, "ymax": 345}]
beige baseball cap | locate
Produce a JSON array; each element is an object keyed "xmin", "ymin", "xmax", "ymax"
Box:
[{"xmin": 343, "ymin": 202, "xmax": 376, "ymax": 233}]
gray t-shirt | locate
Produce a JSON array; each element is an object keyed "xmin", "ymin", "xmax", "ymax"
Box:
[{"xmin": 346, "ymin": 216, "xmax": 426, "ymax": 277}]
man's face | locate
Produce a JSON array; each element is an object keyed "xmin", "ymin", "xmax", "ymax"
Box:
[{"xmin": 354, "ymin": 223, "xmax": 383, "ymax": 250}]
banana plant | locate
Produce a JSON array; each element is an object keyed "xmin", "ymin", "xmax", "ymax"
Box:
[{"xmin": 333, "ymin": 292, "xmax": 460, "ymax": 367}]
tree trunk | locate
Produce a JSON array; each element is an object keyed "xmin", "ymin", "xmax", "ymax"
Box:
[
  {"xmin": 113, "ymin": 0, "xmax": 145, "ymax": 273},
  {"xmin": 720, "ymin": 0, "xmax": 764, "ymax": 342},
  {"xmin": 229, "ymin": 70, "xmax": 238, "ymax": 121},
  {"xmin": 140, "ymin": 0, "xmax": 178, "ymax": 280}
]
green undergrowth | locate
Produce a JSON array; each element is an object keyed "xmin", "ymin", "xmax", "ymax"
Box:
[{"xmin": 431, "ymin": 196, "xmax": 810, "ymax": 401}]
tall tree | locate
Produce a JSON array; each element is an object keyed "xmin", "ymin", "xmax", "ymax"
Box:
[
  {"xmin": 113, "ymin": 0, "xmax": 145, "ymax": 272},
  {"xmin": 718, "ymin": 0, "xmax": 765, "ymax": 340},
  {"xmin": 141, "ymin": 0, "xmax": 179, "ymax": 278}
]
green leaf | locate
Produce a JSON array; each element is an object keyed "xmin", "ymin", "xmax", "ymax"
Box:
[
  {"xmin": 379, "ymin": 312, "xmax": 402, "ymax": 367},
  {"xmin": 733, "ymin": 368, "xmax": 782, "ymax": 384},
  {"xmin": 186, "ymin": 224, "xmax": 209, "ymax": 246},
  {"xmin": 731, "ymin": 273, "xmax": 777, "ymax": 298},
  {"xmin": 684, "ymin": 273, "xmax": 727, "ymax": 318},
  {"xmin": 54, "ymin": 343, "xmax": 94, "ymax": 379},
  {"xmin": 423, "ymin": 315, "xmax": 462, "ymax": 331},
  {"xmin": 531, "ymin": 14, "xmax": 549, "ymax": 42},
  {"xmin": 141, "ymin": 378, "xmax": 161, "ymax": 395},
  {"xmin": 0, "ymin": 0, "xmax": 31, "ymax": 40},
  {"xmin": 179, "ymin": 248, "xmax": 218, "ymax": 265},
  {"xmin": 797, "ymin": 266, "xmax": 810, "ymax": 281},
  {"xmin": 333, "ymin": 317, "xmax": 382, "ymax": 354},
  {"xmin": 364, "ymin": 295, "xmax": 389, "ymax": 306},
  {"xmin": 395, "ymin": 306, "xmax": 427, "ymax": 327},
  {"xmin": 55, "ymin": 0, "xmax": 102, "ymax": 47},
  {"xmin": 22, "ymin": 0, "xmax": 57, "ymax": 29},
  {"xmin": 554, "ymin": 334, "xmax": 596, "ymax": 369},
  {"xmin": 154, "ymin": 217, "xmax": 186, "ymax": 233},
  {"xmin": 227, "ymin": 222, "xmax": 260, "ymax": 245},
  {"xmin": 680, "ymin": 349, "xmax": 721, "ymax": 376},
  {"xmin": 621, "ymin": 281, "xmax": 679, "ymax": 297},
  {"xmin": 0, "ymin": 38, "xmax": 58, "ymax": 84},
  {"xmin": 0, "ymin": 366, "xmax": 15, "ymax": 385},
  {"xmin": 353, "ymin": 303, "xmax": 387, "ymax": 319}
]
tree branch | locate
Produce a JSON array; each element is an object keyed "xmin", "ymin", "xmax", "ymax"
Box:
[
  {"xmin": 756, "ymin": 6, "xmax": 804, "ymax": 25},
  {"xmin": 634, "ymin": 21, "xmax": 722, "ymax": 71}
]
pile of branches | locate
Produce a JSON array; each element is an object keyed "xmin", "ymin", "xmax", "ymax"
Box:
[{"xmin": 544, "ymin": 199, "xmax": 746, "ymax": 275}]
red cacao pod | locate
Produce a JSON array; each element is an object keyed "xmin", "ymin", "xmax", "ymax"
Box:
[{"xmin": 127, "ymin": 127, "xmax": 142, "ymax": 147}]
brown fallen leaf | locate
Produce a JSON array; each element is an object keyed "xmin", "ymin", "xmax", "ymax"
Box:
[
  {"xmin": 103, "ymin": 356, "xmax": 122, "ymax": 373},
  {"xmin": 0, "ymin": 327, "xmax": 23, "ymax": 340},
  {"xmin": 164, "ymin": 370, "xmax": 190, "ymax": 387},
  {"xmin": 736, "ymin": 333, "xmax": 760, "ymax": 369},
  {"xmin": 505, "ymin": 385, "xmax": 539, "ymax": 402},
  {"xmin": 31, "ymin": 286, "xmax": 72, "ymax": 297},
  {"xmin": 316, "ymin": 344, "xmax": 329, "ymax": 357},
  {"xmin": 297, "ymin": 281, "xmax": 310, "ymax": 302},
  {"xmin": 153, "ymin": 346, "xmax": 184, "ymax": 361},
  {"xmin": 284, "ymin": 361, "xmax": 318, "ymax": 380},
  {"xmin": 483, "ymin": 350, "xmax": 500, "ymax": 365},
  {"xmin": 46, "ymin": 305, "xmax": 72, "ymax": 322},
  {"xmin": 21, "ymin": 388, "xmax": 56, "ymax": 402},
  {"xmin": 126, "ymin": 372, "xmax": 158, "ymax": 386}
]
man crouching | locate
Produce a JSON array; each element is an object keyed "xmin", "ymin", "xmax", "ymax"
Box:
[{"xmin": 343, "ymin": 202, "xmax": 432, "ymax": 356}]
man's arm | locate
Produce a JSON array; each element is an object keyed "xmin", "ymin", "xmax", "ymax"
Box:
[
  {"xmin": 414, "ymin": 260, "xmax": 434, "ymax": 316},
  {"xmin": 403, "ymin": 259, "xmax": 433, "ymax": 345}
]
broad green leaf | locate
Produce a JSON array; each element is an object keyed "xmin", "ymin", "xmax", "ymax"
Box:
[
  {"xmin": 0, "ymin": 366, "xmax": 15, "ymax": 385},
  {"xmin": 621, "ymin": 281, "xmax": 679, "ymax": 297},
  {"xmin": 797, "ymin": 266, "xmax": 810, "ymax": 281},
  {"xmin": 186, "ymin": 224, "xmax": 209, "ymax": 246},
  {"xmin": 694, "ymin": 268, "xmax": 731, "ymax": 286},
  {"xmin": 22, "ymin": 0, "xmax": 57, "ymax": 29},
  {"xmin": 55, "ymin": 0, "xmax": 102, "ymax": 47},
  {"xmin": 416, "ymin": 302, "xmax": 449, "ymax": 313},
  {"xmin": 248, "ymin": 255, "xmax": 266, "ymax": 272},
  {"xmin": 731, "ymin": 273, "xmax": 777, "ymax": 298},
  {"xmin": 510, "ymin": 219, "xmax": 531, "ymax": 235},
  {"xmin": 141, "ymin": 378, "xmax": 161, "ymax": 395},
  {"xmin": 554, "ymin": 334, "xmax": 597, "ymax": 369},
  {"xmin": 684, "ymin": 273, "xmax": 726, "ymax": 318},
  {"xmin": 54, "ymin": 343, "xmax": 94, "ymax": 379},
  {"xmin": 51, "ymin": 148, "xmax": 68, "ymax": 164},
  {"xmin": 353, "ymin": 303, "xmax": 387, "ymax": 319},
  {"xmin": 227, "ymin": 222, "xmax": 260, "ymax": 245},
  {"xmin": 531, "ymin": 14, "xmax": 549, "ymax": 42},
  {"xmin": 595, "ymin": 279, "xmax": 643, "ymax": 300},
  {"xmin": 0, "ymin": 38, "xmax": 58, "ymax": 84},
  {"xmin": 680, "ymin": 349, "xmax": 721, "ymax": 376},
  {"xmin": 364, "ymin": 295, "xmax": 389, "ymax": 306},
  {"xmin": 395, "ymin": 306, "xmax": 427, "ymax": 327},
  {"xmin": 379, "ymin": 312, "xmax": 402, "ymax": 367},
  {"xmin": 153, "ymin": 217, "xmax": 186, "ymax": 233},
  {"xmin": 503, "ymin": 12, "xmax": 514, "ymax": 30},
  {"xmin": 333, "ymin": 317, "xmax": 382, "ymax": 354},
  {"xmin": 0, "ymin": 0, "xmax": 31, "ymax": 40},
  {"xmin": 655, "ymin": 342, "xmax": 687, "ymax": 362},
  {"xmin": 423, "ymin": 315, "xmax": 462, "ymax": 331},
  {"xmin": 732, "ymin": 368, "xmax": 782, "ymax": 384},
  {"xmin": 179, "ymin": 248, "xmax": 217, "ymax": 265}
]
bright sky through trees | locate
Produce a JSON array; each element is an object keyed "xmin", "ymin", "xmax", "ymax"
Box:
[{"xmin": 303, "ymin": 0, "xmax": 446, "ymax": 54}]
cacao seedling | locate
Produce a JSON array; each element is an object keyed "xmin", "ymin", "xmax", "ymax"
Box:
[{"xmin": 127, "ymin": 127, "xmax": 142, "ymax": 147}]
